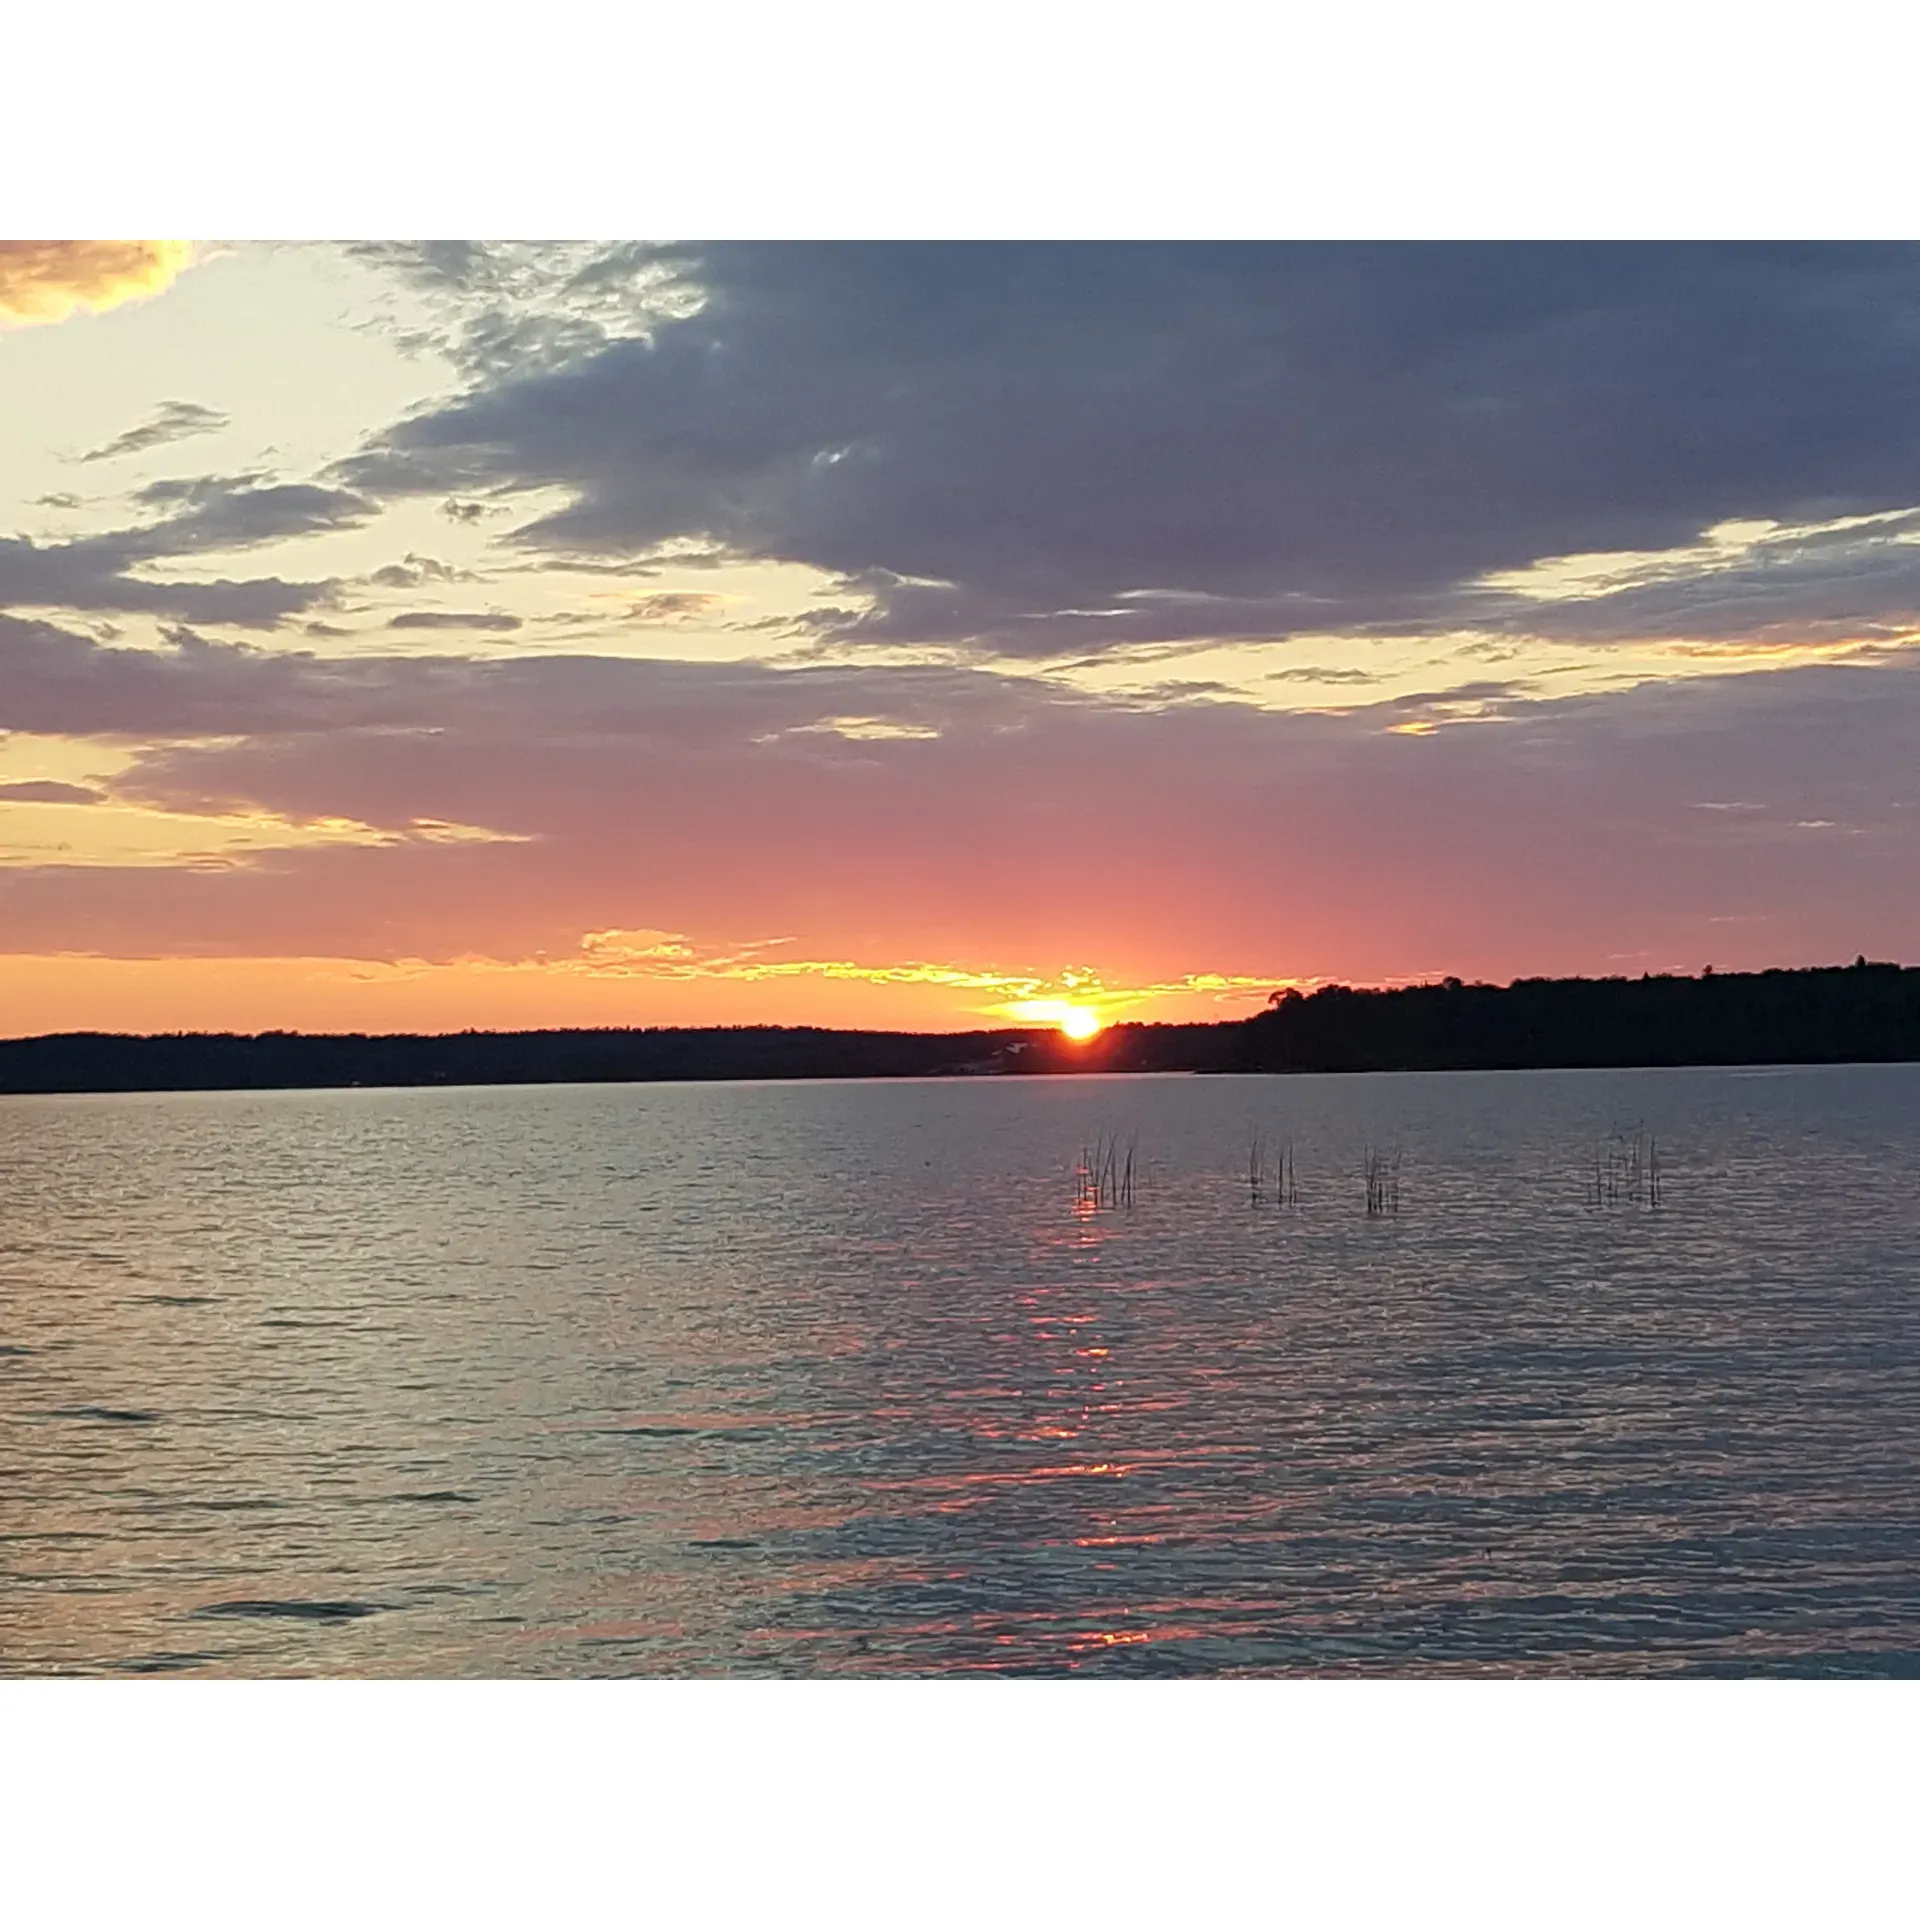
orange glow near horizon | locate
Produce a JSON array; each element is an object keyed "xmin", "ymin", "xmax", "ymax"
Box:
[{"xmin": 0, "ymin": 956, "xmax": 1196, "ymax": 1041}]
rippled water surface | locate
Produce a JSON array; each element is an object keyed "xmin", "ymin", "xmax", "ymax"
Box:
[{"xmin": 4, "ymin": 1068, "xmax": 1918, "ymax": 1676}]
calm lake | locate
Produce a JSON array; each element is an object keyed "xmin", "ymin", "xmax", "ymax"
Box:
[{"xmin": 3, "ymin": 1067, "xmax": 1917, "ymax": 1677}]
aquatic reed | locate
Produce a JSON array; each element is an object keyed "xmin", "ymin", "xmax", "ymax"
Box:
[
  {"xmin": 1591, "ymin": 1123, "xmax": 1662, "ymax": 1209},
  {"xmin": 1248, "ymin": 1128, "xmax": 1298, "ymax": 1207},
  {"xmin": 1076, "ymin": 1130, "xmax": 1137, "ymax": 1209},
  {"xmin": 1363, "ymin": 1144, "xmax": 1402, "ymax": 1216}
]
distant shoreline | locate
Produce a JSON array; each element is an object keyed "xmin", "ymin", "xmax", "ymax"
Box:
[{"xmin": 3, "ymin": 962, "xmax": 1918, "ymax": 1096}]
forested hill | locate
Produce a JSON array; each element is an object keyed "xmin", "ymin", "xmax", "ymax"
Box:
[
  {"xmin": 1225, "ymin": 961, "xmax": 1920, "ymax": 1073},
  {"xmin": 1, "ymin": 963, "xmax": 1917, "ymax": 1094}
]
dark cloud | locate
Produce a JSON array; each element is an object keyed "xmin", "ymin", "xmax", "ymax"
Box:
[
  {"xmin": 0, "ymin": 615, "xmax": 1021, "ymax": 773},
  {"xmin": 0, "ymin": 780, "xmax": 101, "ymax": 805},
  {"xmin": 368, "ymin": 554, "xmax": 471, "ymax": 589},
  {"xmin": 123, "ymin": 476, "xmax": 372, "ymax": 552},
  {"xmin": 0, "ymin": 614, "xmax": 449, "ymax": 739},
  {"xmin": 1377, "ymin": 679, "xmax": 1525, "ymax": 714},
  {"xmin": 0, "ymin": 476, "xmax": 369, "ymax": 629},
  {"xmin": 387, "ymin": 610, "xmax": 523, "ymax": 632},
  {"xmin": 344, "ymin": 241, "xmax": 701, "ymax": 382},
  {"xmin": 1266, "ymin": 665, "xmax": 1381, "ymax": 685},
  {"xmin": 351, "ymin": 240, "xmax": 497, "ymax": 291},
  {"xmin": 0, "ymin": 611, "xmax": 1046, "ymax": 747},
  {"xmin": 1463, "ymin": 511, "xmax": 1920, "ymax": 649},
  {"xmin": 0, "ymin": 535, "xmax": 327, "ymax": 627},
  {"xmin": 79, "ymin": 400, "xmax": 228, "ymax": 464},
  {"xmin": 336, "ymin": 243, "xmax": 1920, "ymax": 659}
]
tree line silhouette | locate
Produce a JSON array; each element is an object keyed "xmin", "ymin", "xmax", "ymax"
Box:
[
  {"xmin": 1, "ymin": 962, "xmax": 1916, "ymax": 1095},
  {"xmin": 1224, "ymin": 960, "xmax": 1920, "ymax": 1074}
]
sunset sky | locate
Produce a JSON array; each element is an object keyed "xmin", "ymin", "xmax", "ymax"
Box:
[{"xmin": 6, "ymin": 240, "xmax": 1920, "ymax": 1035}]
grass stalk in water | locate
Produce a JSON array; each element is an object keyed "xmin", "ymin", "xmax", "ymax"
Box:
[
  {"xmin": 1248, "ymin": 1128, "xmax": 1297, "ymax": 1208},
  {"xmin": 1076, "ymin": 1130, "xmax": 1137, "ymax": 1210},
  {"xmin": 1592, "ymin": 1123, "xmax": 1662, "ymax": 1210},
  {"xmin": 1364, "ymin": 1145, "xmax": 1401, "ymax": 1216}
]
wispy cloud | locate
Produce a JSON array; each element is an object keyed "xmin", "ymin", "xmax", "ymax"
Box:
[
  {"xmin": 388, "ymin": 611, "xmax": 523, "ymax": 632},
  {"xmin": 344, "ymin": 241, "xmax": 703, "ymax": 383},
  {"xmin": 575, "ymin": 926, "xmax": 1047, "ymax": 997},
  {"xmin": 79, "ymin": 400, "xmax": 228, "ymax": 464},
  {"xmin": 622, "ymin": 592, "xmax": 727, "ymax": 624},
  {"xmin": 0, "ymin": 780, "xmax": 102, "ymax": 806},
  {"xmin": 570, "ymin": 931, "xmax": 1304, "ymax": 1021},
  {"xmin": 0, "ymin": 476, "xmax": 371, "ymax": 629},
  {"xmin": 368, "ymin": 555, "xmax": 473, "ymax": 589}
]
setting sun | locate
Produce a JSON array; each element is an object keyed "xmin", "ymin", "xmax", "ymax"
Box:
[{"xmin": 1010, "ymin": 997, "xmax": 1105, "ymax": 1040}]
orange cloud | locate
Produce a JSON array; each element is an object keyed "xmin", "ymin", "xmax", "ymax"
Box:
[
  {"xmin": 0, "ymin": 949, "xmax": 1300, "ymax": 1039},
  {"xmin": 576, "ymin": 926, "xmax": 1046, "ymax": 997},
  {"xmin": 570, "ymin": 931, "xmax": 1299, "ymax": 1025},
  {"xmin": 0, "ymin": 241, "xmax": 194, "ymax": 328}
]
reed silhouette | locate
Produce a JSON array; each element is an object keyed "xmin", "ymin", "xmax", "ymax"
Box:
[
  {"xmin": 1076, "ymin": 1131, "xmax": 1137, "ymax": 1209},
  {"xmin": 1247, "ymin": 1129, "xmax": 1298, "ymax": 1208},
  {"xmin": 1364, "ymin": 1145, "xmax": 1402, "ymax": 1216},
  {"xmin": 1591, "ymin": 1123, "xmax": 1663, "ymax": 1209}
]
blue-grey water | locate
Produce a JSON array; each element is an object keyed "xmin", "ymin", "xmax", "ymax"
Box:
[{"xmin": 3, "ymin": 1067, "xmax": 1917, "ymax": 1677}]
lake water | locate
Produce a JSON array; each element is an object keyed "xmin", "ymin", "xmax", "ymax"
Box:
[{"xmin": 3, "ymin": 1067, "xmax": 1917, "ymax": 1677}]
